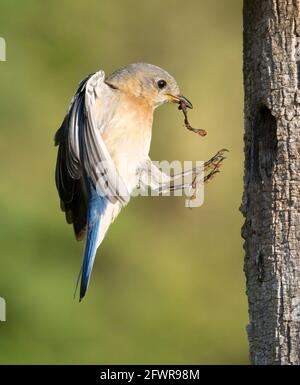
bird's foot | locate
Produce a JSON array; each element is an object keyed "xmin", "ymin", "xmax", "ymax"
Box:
[
  {"xmin": 204, "ymin": 148, "xmax": 228, "ymax": 174},
  {"xmin": 156, "ymin": 149, "xmax": 228, "ymax": 201},
  {"xmin": 186, "ymin": 149, "xmax": 228, "ymax": 207}
]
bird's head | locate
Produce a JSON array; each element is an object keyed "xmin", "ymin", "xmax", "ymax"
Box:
[{"xmin": 106, "ymin": 63, "xmax": 193, "ymax": 110}]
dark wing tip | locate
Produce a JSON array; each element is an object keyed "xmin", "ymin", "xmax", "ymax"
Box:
[{"xmin": 79, "ymin": 285, "xmax": 87, "ymax": 302}]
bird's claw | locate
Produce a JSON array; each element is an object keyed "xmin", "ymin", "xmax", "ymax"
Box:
[{"xmin": 187, "ymin": 149, "xmax": 228, "ymax": 207}]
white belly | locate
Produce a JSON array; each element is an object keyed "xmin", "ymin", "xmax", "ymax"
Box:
[{"xmin": 102, "ymin": 116, "xmax": 152, "ymax": 193}]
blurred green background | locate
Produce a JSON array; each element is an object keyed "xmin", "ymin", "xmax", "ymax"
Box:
[{"xmin": 0, "ymin": 0, "xmax": 246, "ymax": 364}]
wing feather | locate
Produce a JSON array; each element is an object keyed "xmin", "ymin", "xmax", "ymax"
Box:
[{"xmin": 55, "ymin": 70, "xmax": 129, "ymax": 239}]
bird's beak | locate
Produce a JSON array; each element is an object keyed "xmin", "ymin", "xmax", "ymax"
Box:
[{"xmin": 165, "ymin": 94, "xmax": 193, "ymax": 109}]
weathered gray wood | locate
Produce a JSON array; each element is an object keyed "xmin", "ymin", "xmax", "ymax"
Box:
[{"xmin": 242, "ymin": 0, "xmax": 300, "ymax": 365}]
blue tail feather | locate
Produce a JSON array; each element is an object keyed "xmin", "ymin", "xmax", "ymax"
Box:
[{"xmin": 79, "ymin": 181, "xmax": 107, "ymax": 301}]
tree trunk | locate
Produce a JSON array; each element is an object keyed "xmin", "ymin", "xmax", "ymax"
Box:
[{"xmin": 242, "ymin": 0, "xmax": 300, "ymax": 365}]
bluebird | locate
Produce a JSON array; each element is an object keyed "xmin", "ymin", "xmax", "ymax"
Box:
[{"xmin": 55, "ymin": 63, "xmax": 225, "ymax": 301}]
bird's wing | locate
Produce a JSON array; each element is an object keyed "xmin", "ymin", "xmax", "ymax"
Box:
[{"xmin": 55, "ymin": 70, "xmax": 129, "ymax": 239}]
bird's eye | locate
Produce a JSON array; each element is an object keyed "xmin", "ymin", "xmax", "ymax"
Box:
[{"xmin": 157, "ymin": 79, "xmax": 167, "ymax": 89}]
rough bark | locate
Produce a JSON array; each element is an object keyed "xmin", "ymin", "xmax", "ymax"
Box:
[{"xmin": 242, "ymin": 0, "xmax": 300, "ymax": 365}]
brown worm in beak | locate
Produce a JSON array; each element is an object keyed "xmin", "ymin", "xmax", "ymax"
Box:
[{"xmin": 179, "ymin": 101, "xmax": 207, "ymax": 137}]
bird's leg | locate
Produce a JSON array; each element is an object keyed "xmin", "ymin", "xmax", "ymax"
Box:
[
  {"xmin": 156, "ymin": 149, "xmax": 228, "ymax": 195},
  {"xmin": 136, "ymin": 149, "xmax": 227, "ymax": 206}
]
